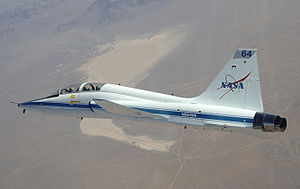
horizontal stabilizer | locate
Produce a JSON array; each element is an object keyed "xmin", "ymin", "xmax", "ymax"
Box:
[{"xmin": 93, "ymin": 99, "xmax": 165, "ymax": 120}]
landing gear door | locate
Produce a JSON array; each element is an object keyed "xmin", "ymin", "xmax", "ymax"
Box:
[
  {"xmin": 89, "ymin": 100, "xmax": 95, "ymax": 112},
  {"xmin": 89, "ymin": 100, "xmax": 101, "ymax": 113}
]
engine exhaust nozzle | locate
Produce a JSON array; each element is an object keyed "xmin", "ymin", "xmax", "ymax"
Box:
[{"xmin": 253, "ymin": 112, "xmax": 287, "ymax": 132}]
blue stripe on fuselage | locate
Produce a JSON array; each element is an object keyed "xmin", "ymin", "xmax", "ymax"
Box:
[
  {"xmin": 23, "ymin": 101, "xmax": 253, "ymax": 123},
  {"xmin": 22, "ymin": 101, "xmax": 100, "ymax": 109},
  {"xmin": 134, "ymin": 108, "xmax": 253, "ymax": 123}
]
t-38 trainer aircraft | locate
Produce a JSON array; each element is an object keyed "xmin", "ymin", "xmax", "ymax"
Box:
[{"xmin": 15, "ymin": 49, "xmax": 287, "ymax": 132}]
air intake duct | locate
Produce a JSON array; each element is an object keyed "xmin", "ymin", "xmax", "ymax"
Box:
[{"xmin": 253, "ymin": 112, "xmax": 287, "ymax": 132}]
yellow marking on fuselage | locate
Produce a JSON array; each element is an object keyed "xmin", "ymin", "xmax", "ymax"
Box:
[
  {"xmin": 70, "ymin": 95, "xmax": 75, "ymax": 99},
  {"xmin": 70, "ymin": 100, "xmax": 80, "ymax": 105}
]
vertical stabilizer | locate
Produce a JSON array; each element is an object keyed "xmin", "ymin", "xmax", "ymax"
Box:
[{"xmin": 193, "ymin": 49, "xmax": 263, "ymax": 112}]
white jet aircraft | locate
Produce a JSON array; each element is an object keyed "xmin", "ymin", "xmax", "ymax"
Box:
[{"xmin": 15, "ymin": 49, "xmax": 287, "ymax": 132}]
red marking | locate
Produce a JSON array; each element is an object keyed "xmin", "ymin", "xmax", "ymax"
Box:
[
  {"xmin": 219, "ymin": 89, "xmax": 232, "ymax": 100},
  {"xmin": 218, "ymin": 71, "xmax": 252, "ymax": 99},
  {"xmin": 232, "ymin": 71, "xmax": 251, "ymax": 85},
  {"xmin": 217, "ymin": 71, "xmax": 252, "ymax": 90}
]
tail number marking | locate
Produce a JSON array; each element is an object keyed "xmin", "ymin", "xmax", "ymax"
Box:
[
  {"xmin": 182, "ymin": 112, "xmax": 197, "ymax": 117},
  {"xmin": 241, "ymin": 50, "xmax": 252, "ymax": 58}
]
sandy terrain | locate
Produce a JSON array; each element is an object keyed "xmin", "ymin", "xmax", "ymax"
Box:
[
  {"xmin": 80, "ymin": 119, "xmax": 174, "ymax": 152},
  {"xmin": 78, "ymin": 29, "xmax": 186, "ymax": 85},
  {"xmin": 78, "ymin": 30, "xmax": 186, "ymax": 152},
  {"xmin": 1, "ymin": 0, "xmax": 300, "ymax": 188}
]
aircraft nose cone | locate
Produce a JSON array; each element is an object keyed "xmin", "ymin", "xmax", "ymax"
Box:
[
  {"xmin": 18, "ymin": 100, "xmax": 42, "ymax": 109},
  {"xmin": 18, "ymin": 101, "xmax": 31, "ymax": 108},
  {"xmin": 16, "ymin": 100, "xmax": 44, "ymax": 114}
]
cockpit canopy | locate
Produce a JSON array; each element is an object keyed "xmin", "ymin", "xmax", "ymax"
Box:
[
  {"xmin": 59, "ymin": 83, "xmax": 81, "ymax": 94},
  {"xmin": 48, "ymin": 82, "xmax": 106, "ymax": 98}
]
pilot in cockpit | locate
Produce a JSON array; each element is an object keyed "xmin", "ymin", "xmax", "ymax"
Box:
[
  {"xmin": 82, "ymin": 83, "xmax": 95, "ymax": 91},
  {"xmin": 47, "ymin": 82, "xmax": 105, "ymax": 98}
]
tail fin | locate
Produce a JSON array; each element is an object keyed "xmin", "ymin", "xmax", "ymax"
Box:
[{"xmin": 193, "ymin": 49, "xmax": 263, "ymax": 112}]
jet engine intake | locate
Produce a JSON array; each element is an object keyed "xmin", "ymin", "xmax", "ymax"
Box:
[{"xmin": 253, "ymin": 112, "xmax": 287, "ymax": 132}]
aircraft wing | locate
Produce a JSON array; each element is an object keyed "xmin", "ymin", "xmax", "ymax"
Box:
[{"xmin": 93, "ymin": 99, "xmax": 166, "ymax": 120}]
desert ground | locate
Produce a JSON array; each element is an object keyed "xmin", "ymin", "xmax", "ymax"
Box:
[{"xmin": 0, "ymin": 0, "xmax": 300, "ymax": 188}]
